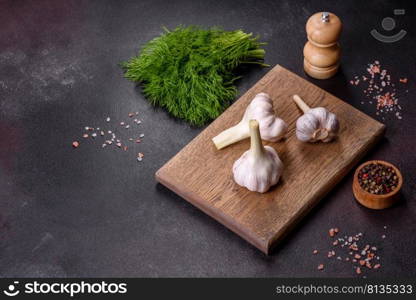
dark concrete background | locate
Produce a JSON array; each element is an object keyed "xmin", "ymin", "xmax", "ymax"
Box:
[{"xmin": 0, "ymin": 0, "xmax": 415, "ymax": 277}]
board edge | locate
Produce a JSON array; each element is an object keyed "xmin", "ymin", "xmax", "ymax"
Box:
[
  {"xmin": 155, "ymin": 169, "xmax": 270, "ymax": 254},
  {"xmin": 266, "ymin": 122, "xmax": 386, "ymax": 253}
]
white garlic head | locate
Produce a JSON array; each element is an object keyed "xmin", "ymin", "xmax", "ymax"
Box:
[
  {"xmin": 212, "ymin": 92, "xmax": 288, "ymax": 150},
  {"xmin": 296, "ymin": 107, "xmax": 339, "ymax": 142},
  {"xmin": 233, "ymin": 120, "xmax": 284, "ymax": 193},
  {"xmin": 233, "ymin": 146, "xmax": 283, "ymax": 193},
  {"xmin": 242, "ymin": 93, "xmax": 288, "ymax": 142}
]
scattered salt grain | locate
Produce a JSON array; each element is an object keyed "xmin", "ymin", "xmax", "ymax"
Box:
[
  {"xmin": 74, "ymin": 112, "xmax": 145, "ymax": 163},
  {"xmin": 350, "ymin": 60, "xmax": 405, "ymax": 120},
  {"xmin": 314, "ymin": 227, "xmax": 384, "ymax": 276}
]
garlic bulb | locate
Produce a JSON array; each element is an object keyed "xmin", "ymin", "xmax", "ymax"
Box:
[
  {"xmin": 293, "ymin": 94, "xmax": 339, "ymax": 142},
  {"xmin": 232, "ymin": 120, "xmax": 283, "ymax": 193},
  {"xmin": 212, "ymin": 93, "xmax": 287, "ymax": 150}
]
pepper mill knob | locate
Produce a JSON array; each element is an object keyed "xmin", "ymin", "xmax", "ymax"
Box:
[{"xmin": 303, "ymin": 12, "xmax": 342, "ymax": 79}]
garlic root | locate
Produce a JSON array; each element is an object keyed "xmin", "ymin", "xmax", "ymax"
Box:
[
  {"xmin": 292, "ymin": 94, "xmax": 339, "ymax": 143},
  {"xmin": 212, "ymin": 93, "xmax": 287, "ymax": 150},
  {"xmin": 232, "ymin": 119, "xmax": 283, "ymax": 193}
]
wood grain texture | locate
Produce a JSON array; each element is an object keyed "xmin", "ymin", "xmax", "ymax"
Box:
[{"xmin": 155, "ymin": 65, "xmax": 386, "ymax": 254}]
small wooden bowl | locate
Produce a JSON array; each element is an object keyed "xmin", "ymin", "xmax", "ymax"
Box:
[{"xmin": 353, "ymin": 160, "xmax": 403, "ymax": 209}]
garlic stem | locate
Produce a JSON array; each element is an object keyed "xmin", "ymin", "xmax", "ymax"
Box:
[
  {"xmin": 212, "ymin": 124, "xmax": 249, "ymax": 150},
  {"xmin": 249, "ymin": 120, "xmax": 264, "ymax": 157},
  {"xmin": 293, "ymin": 94, "xmax": 310, "ymax": 114}
]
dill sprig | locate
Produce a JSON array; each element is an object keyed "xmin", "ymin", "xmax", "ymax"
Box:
[{"xmin": 123, "ymin": 26, "xmax": 268, "ymax": 126}]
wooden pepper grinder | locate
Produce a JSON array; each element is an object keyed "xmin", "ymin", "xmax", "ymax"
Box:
[{"xmin": 303, "ymin": 12, "xmax": 342, "ymax": 79}]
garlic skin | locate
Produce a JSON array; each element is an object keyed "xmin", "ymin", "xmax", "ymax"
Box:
[
  {"xmin": 293, "ymin": 95, "xmax": 339, "ymax": 142},
  {"xmin": 212, "ymin": 93, "xmax": 287, "ymax": 150},
  {"xmin": 246, "ymin": 93, "xmax": 288, "ymax": 142},
  {"xmin": 233, "ymin": 120, "xmax": 283, "ymax": 193}
]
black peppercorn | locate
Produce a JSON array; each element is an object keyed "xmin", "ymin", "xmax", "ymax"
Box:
[{"xmin": 358, "ymin": 163, "xmax": 399, "ymax": 195}]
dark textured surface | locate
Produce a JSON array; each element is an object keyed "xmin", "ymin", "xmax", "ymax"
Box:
[{"xmin": 0, "ymin": 0, "xmax": 415, "ymax": 277}]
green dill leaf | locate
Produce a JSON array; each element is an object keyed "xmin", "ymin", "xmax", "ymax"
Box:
[{"xmin": 123, "ymin": 26, "xmax": 267, "ymax": 126}]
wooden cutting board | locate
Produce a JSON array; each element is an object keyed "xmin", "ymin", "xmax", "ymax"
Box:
[{"xmin": 156, "ymin": 65, "xmax": 385, "ymax": 254}]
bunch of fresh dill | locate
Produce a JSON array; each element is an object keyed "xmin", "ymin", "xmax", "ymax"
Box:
[{"xmin": 123, "ymin": 26, "xmax": 268, "ymax": 126}]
